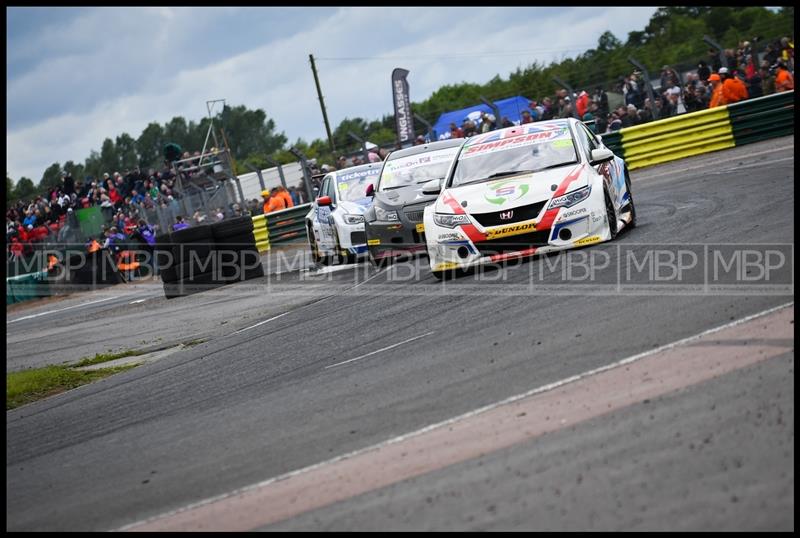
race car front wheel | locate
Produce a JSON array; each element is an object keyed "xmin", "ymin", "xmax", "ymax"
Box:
[
  {"xmin": 605, "ymin": 188, "xmax": 618, "ymax": 240},
  {"xmin": 308, "ymin": 226, "xmax": 328, "ymax": 265},
  {"xmin": 624, "ymin": 170, "xmax": 637, "ymax": 229}
]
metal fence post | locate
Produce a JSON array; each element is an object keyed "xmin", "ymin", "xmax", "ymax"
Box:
[
  {"xmin": 265, "ymin": 157, "xmax": 288, "ymax": 189},
  {"xmin": 348, "ymin": 132, "xmax": 370, "ymax": 162},
  {"xmin": 628, "ymin": 56, "xmax": 659, "ymax": 121},
  {"xmin": 552, "ymin": 76, "xmax": 578, "ymax": 119},
  {"xmin": 247, "ymin": 164, "xmax": 266, "ymax": 192},
  {"xmin": 289, "ymin": 146, "xmax": 314, "ymax": 202},
  {"xmin": 413, "ymin": 113, "xmax": 437, "ymax": 141},
  {"xmin": 703, "ymin": 35, "xmax": 727, "ymax": 71},
  {"xmin": 479, "ymin": 96, "xmax": 502, "ymax": 128}
]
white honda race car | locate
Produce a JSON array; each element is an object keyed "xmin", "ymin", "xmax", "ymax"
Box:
[
  {"xmin": 422, "ymin": 118, "xmax": 636, "ymax": 279},
  {"xmin": 305, "ymin": 162, "xmax": 382, "ymax": 264}
]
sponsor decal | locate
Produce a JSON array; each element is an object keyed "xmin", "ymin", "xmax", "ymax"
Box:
[
  {"xmin": 484, "ymin": 179, "xmax": 530, "ymax": 205},
  {"xmin": 416, "ymin": 223, "xmax": 425, "ymax": 233},
  {"xmin": 573, "ymin": 235, "xmax": 602, "ymax": 246},
  {"xmin": 461, "ymin": 128, "xmax": 568, "ymax": 159},
  {"xmin": 485, "ymin": 220, "xmax": 537, "ymax": 240},
  {"xmin": 438, "ymin": 232, "xmax": 463, "ymax": 241},
  {"xmin": 368, "ymin": 239, "xmax": 381, "ymax": 245},
  {"xmin": 559, "ymin": 207, "xmax": 587, "ymax": 220},
  {"xmin": 387, "ymin": 224, "xmax": 403, "ymax": 231},
  {"xmin": 435, "ymin": 261, "xmax": 460, "ymax": 271},
  {"xmin": 338, "ymin": 169, "xmax": 381, "ymax": 183},
  {"xmin": 592, "ymin": 212, "xmax": 604, "ymax": 223},
  {"xmin": 392, "ymin": 68, "xmax": 415, "ymax": 144}
]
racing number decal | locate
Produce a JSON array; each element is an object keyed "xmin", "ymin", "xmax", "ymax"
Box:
[{"xmin": 316, "ymin": 205, "xmax": 335, "ymax": 250}]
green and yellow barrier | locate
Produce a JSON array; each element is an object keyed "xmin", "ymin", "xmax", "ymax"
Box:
[
  {"xmin": 601, "ymin": 90, "xmax": 794, "ymax": 170},
  {"xmin": 251, "ymin": 214, "xmax": 271, "ymax": 253}
]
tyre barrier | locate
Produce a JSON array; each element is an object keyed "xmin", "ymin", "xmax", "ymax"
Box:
[
  {"xmin": 156, "ymin": 218, "xmax": 265, "ymax": 299},
  {"xmin": 600, "ymin": 90, "xmax": 794, "ymax": 169}
]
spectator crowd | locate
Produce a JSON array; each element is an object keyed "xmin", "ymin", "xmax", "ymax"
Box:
[{"xmin": 436, "ymin": 36, "xmax": 793, "ymax": 137}]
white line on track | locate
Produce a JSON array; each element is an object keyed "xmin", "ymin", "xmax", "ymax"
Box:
[
  {"xmin": 6, "ymin": 296, "xmax": 120, "ymax": 324},
  {"xmin": 227, "ymin": 265, "xmax": 390, "ymax": 337},
  {"xmin": 118, "ymin": 300, "xmax": 794, "ymax": 531},
  {"xmin": 324, "ymin": 331, "xmax": 436, "ymax": 369},
  {"xmin": 129, "ymin": 299, "xmax": 147, "ymax": 305},
  {"xmin": 232, "ymin": 311, "xmax": 293, "ymax": 334}
]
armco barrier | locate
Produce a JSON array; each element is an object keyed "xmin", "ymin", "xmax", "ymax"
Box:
[
  {"xmin": 259, "ymin": 203, "xmax": 311, "ymax": 246},
  {"xmin": 601, "ymin": 90, "xmax": 793, "ymax": 170},
  {"xmin": 620, "ymin": 105, "xmax": 734, "ymax": 170},
  {"xmin": 728, "ymin": 91, "xmax": 795, "ymax": 146}
]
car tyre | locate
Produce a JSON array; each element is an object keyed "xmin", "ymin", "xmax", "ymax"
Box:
[
  {"xmin": 604, "ymin": 188, "xmax": 618, "ymax": 240},
  {"xmin": 624, "ymin": 170, "xmax": 637, "ymax": 229}
]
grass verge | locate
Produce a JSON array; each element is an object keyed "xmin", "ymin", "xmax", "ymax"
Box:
[
  {"xmin": 7, "ymin": 363, "xmax": 139, "ymax": 410},
  {"xmin": 73, "ymin": 350, "xmax": 143, "ymax": 368}
]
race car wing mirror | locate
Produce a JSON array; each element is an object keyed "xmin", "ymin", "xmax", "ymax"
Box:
[
  {"xmin": 365, "ymin": 183, "xmax": 375, "ymax": 197},
  {"xmin": 317, "ymin": 196, "xmax": 333, "ymax": 206},
  {"xmin": 421, "ymin": 179, "xmax": 442, "ymax": 195},
  {"xmin": 589, "ymin": 148, "xmax": 614, "ymax": 165}
]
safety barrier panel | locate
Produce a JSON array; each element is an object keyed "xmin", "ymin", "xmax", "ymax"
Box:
[
  {"xmin": 728, "ymin": 91, "xmax": 795, "ymax": 146},
  {"xmin": 600, "ymin": 91, "xmax": 794, "ymax": 170},
  {"xmin": 621, "ymin": 105, "xmax": 735, "ymax": 169},
  {"xmin": 260, "ymin": 203, "xmax": 311, "ymax": 246},
  {"xmin": 6, "ymin": 270, "xmax": 49, "ymax": 305},
  {"xmin": 251, "ymin": 214, "xmax": 270, "ymax": 253}
]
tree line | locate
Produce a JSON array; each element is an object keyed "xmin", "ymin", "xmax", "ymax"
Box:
[{"xmin": 7, "ymin": 6, "xmax": 793, "ymax": 207}]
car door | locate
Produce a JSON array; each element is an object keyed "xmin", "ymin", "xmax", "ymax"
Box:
[{"xmin": 316, "ymin": 174, "xmax": 337, "ymax": 251}]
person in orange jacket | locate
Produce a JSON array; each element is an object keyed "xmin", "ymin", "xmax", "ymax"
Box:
[
  {"xmin": 720, "ymin": 67, "xmax": 748, "ymax": 103},
  {"xmin": 262, "ymin": 189, "xmax": 287, "ymax": 214},
  {"xmin": 775, "ymin": 61, "xmax": 794, "ymax": 92},
  {"xmin": 708, "ymin": 74, "xmax": 726, "ymax": 108},
  {"xmin": 277, "ymin": 186, "xmax": 294, "ymax": 208}
]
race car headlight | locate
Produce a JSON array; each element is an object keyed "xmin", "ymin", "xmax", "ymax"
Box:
[
  {"xmin": 433, "ymin": 213, "xmax": 471, "ymax": 228},
  {"xmin": 374, "ymin": 206, "xmax": 399, "ymax": 222},
  {"xmin": 548, "ymin": 185, "xmax": 591, "ymax": 209},
  {"xmin": 343, "ymin": 214, "xmax": 365, "ymax": 225}
]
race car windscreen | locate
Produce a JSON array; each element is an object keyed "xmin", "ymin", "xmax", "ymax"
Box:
[
  {"xmin": 378, "ymin": 146, "xmax": 461, "ymax": 191},
  {"xmin": 450, "ymin": 125, "xmax": 579, "ymax": 188},
  {"xmin": 336, "ymin": 168, "xmax": 382, "ymax": 202}
]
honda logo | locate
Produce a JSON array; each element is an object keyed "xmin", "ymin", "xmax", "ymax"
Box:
[{"xmin": 499, "ymin": 210, "xmax": 514, "ymax": 220}]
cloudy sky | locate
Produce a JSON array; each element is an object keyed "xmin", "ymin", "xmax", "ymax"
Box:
[{"xmin": 7, "ymin": 6, "xmax": 658, "ymax": 182}]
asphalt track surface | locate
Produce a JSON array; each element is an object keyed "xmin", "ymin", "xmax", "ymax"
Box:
[{"xmin": 6, "ymin": 137, "xmax": 794, "ymax": 531}]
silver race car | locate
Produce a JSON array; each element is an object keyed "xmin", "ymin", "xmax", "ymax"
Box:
[{"xmin": 364, "ymin": 139, "xmax": 464, "ymax": 267}]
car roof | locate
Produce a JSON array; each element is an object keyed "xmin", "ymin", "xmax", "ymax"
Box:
[
  {"xmin": 386, "ymin": 138, "xmax": 465, "ymax": 160},
  {"xmin": 330, "ymin": 162, "xmax": 383, "ymax": 178},
  {"xmin": 460, "ymin": 119, "xmax": 575, "ymax": 147}
]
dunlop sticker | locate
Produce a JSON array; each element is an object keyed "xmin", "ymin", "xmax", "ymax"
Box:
[
  {"xmin": 485, "ymin": 220, "xmax": 537, "ymax": 240},
  {"xmin": 573, "ymin": 235, "xmax": 602, "ymax": 246},
  {"xmin": 416, "ymin": 223, "xmax": 425, "ymax": 233},
  {"xmin": 367, "ymin": 239, "xmax": 381, "ymax": 245},
  {"xmin": 435, "ymin": 261, "xmax": 460, "ymax": 271}
]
